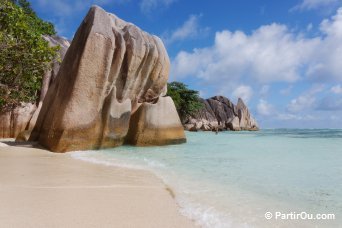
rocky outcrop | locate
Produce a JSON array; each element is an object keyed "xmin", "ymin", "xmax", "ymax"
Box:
[
  {"xmin": 126, "ymin": 96, "xmax": 186, "ymax": 146},
  {"xmin": 236, "ymin": 98, "xmax": 258, "ymax": 130},
  {"xmin": 0, "ymin": 36, "xmax": 70, "ymax": 139},
  {"xmin": 27, "ymin": 35, "xmax": 70, "ymax": 131},
  {"xmin": 40, "ymin": 35, "xmax": 70, "ymax": 103},
  {"xmin": 28, "ymin": 6, "xmax": 185, "ymax": 152},
  {"xmin": 0, "ymin": 103, "xmax": 36, "ymax": 138},
  {"xmin": 184, "ymin": 96, "xmax": 259, "ymax": 131}
]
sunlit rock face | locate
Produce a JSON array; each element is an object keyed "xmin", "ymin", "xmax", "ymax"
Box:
[
  {"xmin": 126, "ymin": 96, "xmax": 186, "ymax": 146},
  {"xmin": 29, "ymin": 6, "xmax": 185, "ymax": 152},
  {"xmin": 184, "ymin": 96, "xmax": 259, "ymax": 132}
]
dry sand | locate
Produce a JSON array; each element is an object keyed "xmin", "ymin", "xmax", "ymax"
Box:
[{"xmin": 0, "ymin": 140, "xmax": 195, "ymax": 228}]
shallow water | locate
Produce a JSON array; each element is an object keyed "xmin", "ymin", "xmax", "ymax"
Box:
[{"xmin": 72, "ymin": 129, "xmax": 342, "ymax": 227}]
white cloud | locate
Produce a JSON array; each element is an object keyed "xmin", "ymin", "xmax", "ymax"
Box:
[
  {"xmin": 287, "ymin": 85, "xmax": 324, "ymax": 113},
  {"xmin": 292, "ymin": 0, "xmax": 341, "ymax": 11},
  {"xmin": 257, "ymin": 99, "xmax": 274, "ymax": 116},
  {"xmin": 316, "ymin": 96, "xmax": 342, "ymax": 110},
  {"xmin": 198, "ymin": 90, "xmax": 207, "ymax": 98},
  {"xmin": 232, "ymin": 85, "xmax": 253, "ymax": 103},
  {"xmin": 280, "ymin": 85, "xmax": 293, "ymax": 95},
  {"xmin": 307, "ymin": 23, "xmax": 314, "ymax": 31},
  {"xmin": 172, "ymin": 23, "xmax": 319, "ymax": 84},
  {"xmin": 172, "ymin": 7, "xmax": 342, "ymax": 101},
  {"xmin": 330, "ymin": 114, "xmax": 340, "ymax": 120},
  {"xmin": 276, "ymin": 113, "xmax": 298, "ymax": 120},
  {"xmin": 331, "ymin": 84, "xmax": 342, "ymax": 94},
  {"xmin": 163, "ymin": 14, "xmax": 209, "ymax": 44},
  {"xmin": 140, "ymin": 0, "xmax": 177, "ymax": 14},
  {"xmin": 307, "ymin": 8, "xmax": 342, "ymax": 81},
  {"xmin": 287, "ymin": 96, "xmax": 316, "ymax": 113},
  {"xmin": 276, "ymin": 113, "xmax": 317, "ymax": 121},
  {"xmin": 256, "ymin": 101, "xmax": 320, "ymax": 122}
]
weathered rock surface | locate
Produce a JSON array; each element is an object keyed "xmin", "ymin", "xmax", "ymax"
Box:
[
  {"xmin": 29, "ymin": 6, "xmax": 185, "ymax": 152},
  {"xmin": 184, "ymin": 96, "xmax": 259, "ymax": 131},
  {"xmin": 126, "ymin": 96, "xmax": 186, "ymax": 146},
  {"xmin": 40, "ymin": 35, "xmax": 70, "ymax": 103},
  {"xmin": 27, "ymin": 35, "xmax": 71, "ymax": 131},
  {"xmin": 0, "ymin": 103, "xmax": 37, "ymax": 138},
  {"xmin": 0, "ymin": 36, "xmax": 70, "ymax": 139},
  {"xmin": 227, "ymin": 116, "xmax": 241, "ymax": 131},
  {"xmin": 236, "ymin": 98, "xmax": 258, "ymax": 130}
]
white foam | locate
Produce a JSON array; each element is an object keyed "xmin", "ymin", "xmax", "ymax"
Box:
[
  {"xmin": 70, "ymin": 150, "xmax": 242, "ymax": 228},
  {"xmin": 143, "ymin": 158, "xmax": 166, "ymax": 168},
  {"xmin": 70, "ymin": 151, "xmax": 144, "ymax": 170},
  {"xmin": 0, "ymin": 142, "xmax": 8, "ymax": 147},
  {"xmin": 178, "ymin": 198, "xmax": 234, "ymax": 228}
]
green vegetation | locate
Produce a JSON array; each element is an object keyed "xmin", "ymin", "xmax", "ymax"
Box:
[
  {"xmin": 167, "ymin": 81, "xmax": 203, "ymax": 121},
  {"xmin": 0, "ymin": 0, "xmax": 58, "ymax": 111}
]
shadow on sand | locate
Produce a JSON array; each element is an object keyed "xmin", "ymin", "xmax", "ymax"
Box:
[{"xmin": 0, "ymin": 139, "xmax": 45, "ymax": 149}]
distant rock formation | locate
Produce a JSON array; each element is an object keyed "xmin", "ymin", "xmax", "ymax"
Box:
[
  {"xmin": 0, "ymin": 35, "xmax": 70, "ymax": 139},
  {"xmin": 28, "ymin": 6, "xmax": 185, "ymax": 152},
  {"xmin": 184, "ymin": 96, "xmax": 259, "ymax": 131}
]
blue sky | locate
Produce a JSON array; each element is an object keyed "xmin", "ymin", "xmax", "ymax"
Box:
[{"xmin": 29, "ymin": 0, "xmax": 342, "ymax": 128}]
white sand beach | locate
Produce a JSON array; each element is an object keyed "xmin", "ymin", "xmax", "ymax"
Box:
[{"xmin": 0, "ymin": 140, "xmax": 195, "ymax": 228}]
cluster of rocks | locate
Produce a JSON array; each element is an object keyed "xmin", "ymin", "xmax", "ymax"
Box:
[
  {"xmin": 0, "ymin": 6, "xmax": 259, "ymax": 152},
  {"xmin": 184, "ymin": 96, "xmax": 259, "ymax": 132},
  {"xmin": 0, "ymin": 36, "xmax": 70, "ymax": 139},
  {"xmin": 17, "ymin": 6, "xmax": 185, "ymax": 152}
]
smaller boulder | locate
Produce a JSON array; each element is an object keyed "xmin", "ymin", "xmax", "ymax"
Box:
[
  {"xmin": 125, "ymin": 96, "xmax": 186, "ymax": 145},
  {"xmin": 184, "ymin": 124, "xmax": 194, "ymax": 131},
  {"xmin": 201, "ymin": 124, "xmax": 211, "ymax": 131},
  {"xmin": 15, "ymin": 130, "xmax": 32, "ymax": 142},
  {"xmin": 227, "ymin": 116, "xmax": 241, "ymax": 131},
  {"xmin": 195, "ymin": 122, "xmax": 203, "ymax": 130}
]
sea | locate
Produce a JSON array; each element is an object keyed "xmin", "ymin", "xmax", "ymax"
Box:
[{"xmin": 72, "ymin": 129, "xmax": 342, "ymax": 228}]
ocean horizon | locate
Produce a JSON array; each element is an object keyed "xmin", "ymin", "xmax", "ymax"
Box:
[{"xmin": 72, "ymin": 129, "xmax": 342, "ymax": 227}]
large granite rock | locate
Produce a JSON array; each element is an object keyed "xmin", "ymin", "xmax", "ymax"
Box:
[
  {"xmin": 227, "ymin": 116, "xmax": 241, "ymax": 131},
  {"xmin": 0, "ymin": 36, "xmax": 70, "ymax": 139},
  {"xmin": 40, "ymin": 35, "xmax": 71, "ymax": 103},
  {"xmin": 126, "ymin": 96, "xmax": 186, "ymax": 146},
  {"xmin": 29, "ymin": 6, "xmax": 185, "ymax": 152},
  {"xmin": 27, "ymin": 35, "xmax": 71, "ymax": 131},
  {"xmin": 236, "ymin": 98, "xmax": 258, "ymax": 131},
  {"xmin": 184, "ymin": 96, "xmax": 259, "ymax": 131},
  {"xmin": 0, "ymin": 103, "xmax": 36, "ymax": 138}
]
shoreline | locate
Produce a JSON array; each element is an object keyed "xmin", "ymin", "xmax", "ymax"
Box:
[{"xmin": 0, "ymin": 139, "xmax": 195, "ymax": 228}]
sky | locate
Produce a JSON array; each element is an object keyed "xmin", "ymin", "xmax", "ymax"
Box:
[{"xmin": 29, "ymin": 0, "xmax": 342, "ymax": 128}]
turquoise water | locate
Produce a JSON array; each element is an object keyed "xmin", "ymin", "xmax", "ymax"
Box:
[{"xmin": 72, "ymin": 129, "xmax": 342, "ymax": 227}]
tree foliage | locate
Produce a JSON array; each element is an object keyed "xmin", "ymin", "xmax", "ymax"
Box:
[
  {"xmin": 167, "ymin": 81, "xmax": 203, "ymax": 121},
  {"xmin": 0, "ymin": 0, "xmax": 58, "ymax": 111}
]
